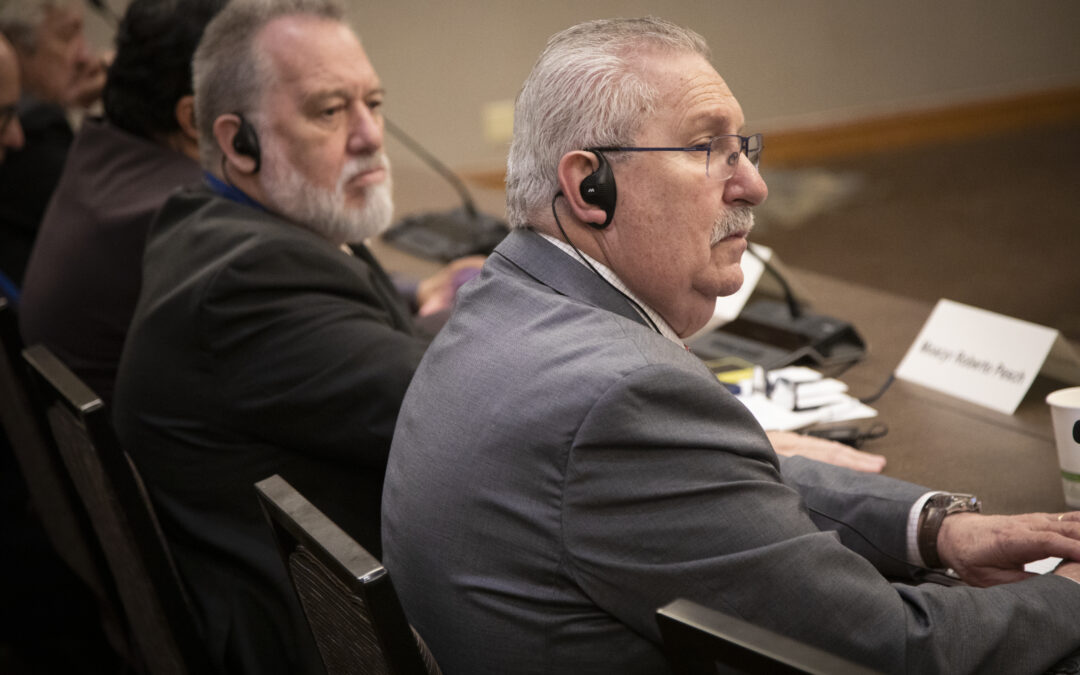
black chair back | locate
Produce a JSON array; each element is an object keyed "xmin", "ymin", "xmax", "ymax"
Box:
[
  {"xmin": 22, "ymin": 343, "xmax": 212, "ymax": 675},
  {"xmin": 657, "ymin": 598, "xmax": 881, "ymax": 675},
  {"xmin": 0, "ymin": 299, "xmax": 133, "ymax": 656},
  {"xmin": 1, "ymin": 299, "xmax": 105, "ymax": 587},
  {"xmin": 255, "ymin": 473, "xmax": 440, "ymax": 675}
]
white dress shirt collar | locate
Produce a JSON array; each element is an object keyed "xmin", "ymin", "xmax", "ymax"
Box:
[{"xmin": 538, "ymin": 231, "xmax": 683, "ymax": 346}]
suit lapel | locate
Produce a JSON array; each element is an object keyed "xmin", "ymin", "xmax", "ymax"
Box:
[
  {"xmin": 492, "ymin": 229, "xmax": 650, "ymax": 329},
  {"xmin": 349, "ymin": 243, "xmax": 416, "ymax": 334}
]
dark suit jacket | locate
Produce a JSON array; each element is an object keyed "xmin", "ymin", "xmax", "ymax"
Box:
[
  {"xmin": 113, "ymin": 186, "xmax": 427, "ymax": 675},
  {"xmin": 19, "ymin": 118, "xmax": 202, "ymax": 407},
  {"xmin": 382, "ymin": 228, "xmax": 1080, "ymax": 675},
  {"xmin": 0, "ymin": 98, "xmax": 73, "ymax": 287}
]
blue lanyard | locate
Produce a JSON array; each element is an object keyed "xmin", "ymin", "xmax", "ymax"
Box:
[
  {"xmin": 0, "ymin": 267, "xmax": 19, "ymax": 305},
  {"xmin": 203, "ymin": 171, "xmax": 268, "ymax": 212}
]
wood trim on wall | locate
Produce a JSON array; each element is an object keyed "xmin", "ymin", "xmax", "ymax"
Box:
[
  {"xmin": 463, "ymin": 85, "xmax": 1080, "ymax": 187},
  {"xmin": 761, "ymin": 86, "xmax": 1080, "ymax": 167}
]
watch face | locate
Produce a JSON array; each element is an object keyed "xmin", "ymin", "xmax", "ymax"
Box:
[{"xmin": 945, "ymin": 493, "xmax": 981, "ymax": 513}]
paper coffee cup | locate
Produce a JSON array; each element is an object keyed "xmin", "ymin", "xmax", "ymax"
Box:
[{"xmin": 1046, "ymin": 386, "xmax": 1080, "ymax": 509}]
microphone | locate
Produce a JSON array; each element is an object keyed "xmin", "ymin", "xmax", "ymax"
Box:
[
  {"xmin": 688, "ymin": 244, "xmax": 867, "ymax": 370},
  {"xmin": 747, "ymin": 245, "xmax": 802, "ymax": 320},
  {"xmin": 381, "ymin": 117, "xmax": 508, "ymax": 262}
]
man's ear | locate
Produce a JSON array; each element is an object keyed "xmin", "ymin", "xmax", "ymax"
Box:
[
  {"xmin": 557, "ymin": 150, "xmax": 610, "ymax": 228},
  {"xmin": 212, "ymin": 113, "xmax": 258, "ymax": 175},
  {"xmin": 171, "ymin": 95, "xmax": 200, "ymax": 160},
  {"xmin": 175, "ymin": 95, "xmax": 198, "ymax": 142}
]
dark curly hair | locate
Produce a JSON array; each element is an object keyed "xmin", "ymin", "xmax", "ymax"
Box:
[{"xmin": 103, "ymin": 0, "xmax": 226, "ymax": 141}]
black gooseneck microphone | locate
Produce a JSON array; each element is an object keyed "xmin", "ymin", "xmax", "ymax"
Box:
[
  {"xmin": 746, "ymin": 244, "xmax": 802, "ymax": 320},
  {"xmin": 695, "ymin": 243, "xmax": 868, "ymax": 371},
  {"xmin": 550, "ymin": 191, "xmax": 661, "ymax": 336},
  {"xmin": 384, "ymin": 116, "xmax": 478, "ymax": 219},
  {"xmin": 380, "ymin": 117, "xmax": 508, "ymax": 261}
]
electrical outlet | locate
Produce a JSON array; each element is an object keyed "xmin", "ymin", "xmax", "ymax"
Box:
[{"xmin": 483, "ymin": 99, "xmax": 515, "ymax": 144}]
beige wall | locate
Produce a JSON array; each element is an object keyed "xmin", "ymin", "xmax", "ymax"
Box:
[
  {"xmin": 85, "ymin": 0, "xmax": 1080, "ymax": 210},
  {"xmin": 345, "ymin": 0, "xmax": 1080, "ymax": 171}
]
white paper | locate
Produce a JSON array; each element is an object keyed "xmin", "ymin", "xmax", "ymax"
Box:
[
  {"xmin": 1025, "ymin": 557, "xmax": 1062, "ymax": 574},
  {"xmin": 734, "ymin": 366, "xmax": 877, "ymax": 431},
  {"xmin": 895, "ymin": 299, "xmax": 1059, "ymax": 415}
]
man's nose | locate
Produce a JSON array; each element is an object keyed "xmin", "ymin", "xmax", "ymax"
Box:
[
  {"xmin": 723, "ymin": 152, "xmax": 768, "ymax": 207},
  {"xmin": 74, "ymin": 34, "xmax": 93, "ymax": 65},
  {"xmin": 346, "ymin": 106, "xmax": 383, "ymax": 155}
]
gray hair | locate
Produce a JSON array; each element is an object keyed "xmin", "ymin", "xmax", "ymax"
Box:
[
  {"xmin": 0, "ymin": 0, "xmax": 71, "ymax": 52},
  {"xmin": 505, "ymin": 17, "xmax": 710, "ymax": 228},
  {"xmin": 192, "ymin": 0, "xmax": 345, "ymax": 171}
]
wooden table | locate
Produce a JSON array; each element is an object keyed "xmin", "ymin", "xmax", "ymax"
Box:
[{"xmin": 796, "ymin": 268, "xmax": 1066, "ymax": 515}]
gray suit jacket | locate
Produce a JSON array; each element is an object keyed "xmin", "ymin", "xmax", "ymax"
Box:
[{"xmin": 383, "ymin": 228, "xmax": 1080, "ymax": 675}]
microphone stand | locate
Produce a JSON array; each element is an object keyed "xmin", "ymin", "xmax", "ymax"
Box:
[
  {"xmin": 689, "ymin": 245, "xmax": 867, "ymax": 370},
  {"xmin": 381, "ymin": 117, "xmax": 508, "ymax": 262}
]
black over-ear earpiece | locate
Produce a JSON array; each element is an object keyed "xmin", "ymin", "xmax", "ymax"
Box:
[
  {"xmin": 232, "ymin": 113, "xmax": 261, "ymax": 173},
  {"xmin": 579, "ymin": 150, "xmax": 616, "ymax": 229}
]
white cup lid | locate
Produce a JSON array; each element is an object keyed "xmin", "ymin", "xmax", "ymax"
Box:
[{"xmin": 1046, "ymin": 386, "xmax": 1080, "ymax": 408}]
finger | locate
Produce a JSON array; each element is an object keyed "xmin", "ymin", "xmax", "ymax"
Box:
[
  {"xmin": 1029, "ymin": 531, "xmax": 1080, "ymax": 562},
  {"xmin": 830, "ymin": 445, "xmax": 886, "ymax": 473},
  {"xmin": 824, "ymin": 451, "xmax": 885, "ymax": 473}
]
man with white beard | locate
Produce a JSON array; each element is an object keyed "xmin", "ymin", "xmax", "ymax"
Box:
[{"xmin": 111, "ymin": 1, "xmax": 458, "ymax": 672}]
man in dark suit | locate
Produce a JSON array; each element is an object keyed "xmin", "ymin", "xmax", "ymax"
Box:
[
  {"xmin": 0, "ymin": 0, "xmax": 108, "ymax": 289},
  {"xmin": 382, "ymin": 17, "xmax": 1080, "ymax": 674},
  {"xmin": 112, "ymin": 0, "xmax": 469, "ymax": 672},
  {"xmin": 0, "ymin": 34, "xmax": 24, "ymax": 164},
  {"xmin": 19, "ymin": 0, "xmax": 222, "ymax": 408}
]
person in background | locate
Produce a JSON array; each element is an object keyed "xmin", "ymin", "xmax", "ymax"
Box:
[
  {"xmin": 0, "ymin": 26, "xmax": 118, "ymax": 675},
  {"xmin": 0, "ymin": 33, "xmax": 24, "ymax": 165},
  {"xmin": 0, "ymin": 0, "xmax": 108, "ymax": 290},
  {"xmin": 382, "ymin": 17, "xmax": 1080, "ymax": 674},
  {"xmin": 112, "ymin": 0, "xmax": 477, "ymax": 671},
  {"xmin": 19, "ymin": 0, "xmax": 224, "ymax": 407},
  {"xmin": 0, "ymin": 30, "xmax": 22, "ymax": 306}
]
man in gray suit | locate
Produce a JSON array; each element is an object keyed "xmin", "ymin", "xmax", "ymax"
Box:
[{"xmin": 382, "ymin": 17, "xmax": 1080, "ymax": 675}]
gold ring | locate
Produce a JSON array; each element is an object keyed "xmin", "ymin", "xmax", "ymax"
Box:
[{"xmin": 1059, "ymin": 514, "xmax": 1066, "ymax": 521}]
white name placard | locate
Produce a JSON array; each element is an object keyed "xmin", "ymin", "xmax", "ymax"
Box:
[{"xmin": 895, "ymin": 299, "xmax": 1061, "ymax": 414}]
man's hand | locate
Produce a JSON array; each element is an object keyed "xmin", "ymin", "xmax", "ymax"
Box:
[
  {"xmin": 416, "ymin": 255, "xmax": 485, "ymax": 317},
  {"xmin": 767, "ymin": 430, "xmax": 886, "ymax": 473},
  {"xmin": 937, "ymin": 511, "xmax": 1080, "ymax": 587}
]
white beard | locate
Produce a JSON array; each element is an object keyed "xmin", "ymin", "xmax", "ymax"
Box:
[{"xmin": 260, "ymin": 138, "xmax": 395, "ymax": 245}]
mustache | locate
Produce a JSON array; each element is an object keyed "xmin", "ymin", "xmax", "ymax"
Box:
[
  {"xmin": 336, "ymin": 152, "xmax": 391, "ymax": 192},
  {"xmin": 710, "ymin": 206, "xmax": 754, "ymax": 245}
]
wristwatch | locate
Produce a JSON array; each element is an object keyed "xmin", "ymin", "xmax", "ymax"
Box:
[{"xmin": 917, "ymin": 492, "xmax": 981, "ymax": 569}]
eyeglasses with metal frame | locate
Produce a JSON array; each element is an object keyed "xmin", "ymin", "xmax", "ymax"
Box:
[{"xmin": 588, "ymin": 133, "xmax": 763, "ymax": 181}]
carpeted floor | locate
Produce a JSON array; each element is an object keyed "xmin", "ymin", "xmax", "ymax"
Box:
[{"xmin": 752, "ymin": 119, "xmax": 1080, "ymax": 342}]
